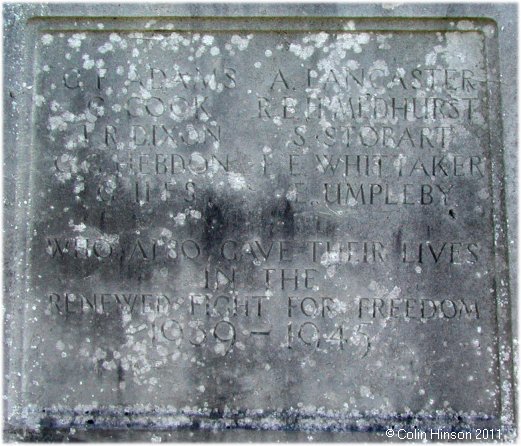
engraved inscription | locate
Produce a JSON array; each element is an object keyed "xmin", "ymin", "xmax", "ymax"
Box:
[{"xmin": 24, "ymin": 23, "xmax": 500, "ymax": 418}]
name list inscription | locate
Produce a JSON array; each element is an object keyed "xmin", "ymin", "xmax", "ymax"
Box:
[{"xmin": 28, "ymin": 26, "xmax": 498, "ymax": 409}]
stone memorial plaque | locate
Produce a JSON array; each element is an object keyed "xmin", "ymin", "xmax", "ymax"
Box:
[{"xmin": 4, "ymin": 4, "xmax": 516, "ymax": 441}]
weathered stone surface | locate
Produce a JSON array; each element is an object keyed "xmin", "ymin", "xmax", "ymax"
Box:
[{"xmin": 3, "ymin": 4, "xmax": 516, "ymax": 441}]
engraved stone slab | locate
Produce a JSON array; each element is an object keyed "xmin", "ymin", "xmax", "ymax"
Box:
[{"xmin": 4, "ymin": 5, "xmax": 516, "ymax": 441}]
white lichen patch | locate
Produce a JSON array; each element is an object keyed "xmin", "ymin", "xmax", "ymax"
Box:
[
  {"xmin": 41, "ymin": 34, "xmax": 54, "ymax": 45},
  {"xmin": 109, "ymin": 33, "xmax": 122, "ymax": 43},
  {"xmin": 456, "ymin": 20, "xmax": 476, "ymax": 31},
  {"xmin": 285, "ymin": 188, "xmax": 297, "ymax": 202},
  {"xmin": 368, "ymin": 281, "xmax": 402, "ymax": 301},
  {"xmin": 320, "ymin": 245, "xmax": 350, "ymax": 277},
  {"xmin": 98, "ymin": 42, "xmax": 114, "ymax": 54},
  {"xmin": 289, "ymin": 43, "xmax": 315, "ymax": 60},
  {"xmin": 376, "ymin": 34, "xmax": 392, "ymax": 49},
  {"xmin": 343, "ymin": 20, "xmax": 356, "ymax": 31},
  {"xmin": 229, "ymin": 34, "xmax": 253, "ymax": 51},
  {"xmin": 336, "ymin": 33, "xmax": 370, "ymax": 54},
  {"xmin": 174, "ymin": 213, "xmax": 186, "ymax": 226},
  {"xmin": 201, "ymin": 35, "xmax": 214, "ymax": 46},
  {"xmin": 478, "ymin": 188, "xmax": 489, "ymax": 200},
  {"xmin": 35, "ymin": 95, "xmax": 45, "ymax": 107},
  {"xmin": 382, "ymin": 3, "xmax": 403, "ymax": 9},
  {"xmin": 360, "ymin": 385, "xmax": 373, "ymax": 398},
  {"xmin": 189, "ymin": 210, "xmax": 202, "ymax": 219},
  {"xmin": 68, "ymin": 33, "xmax": 86, "ymax": 49},
  {"xmin": 227, "ymin": 172, "xmax": 247, "ymax": 191}
]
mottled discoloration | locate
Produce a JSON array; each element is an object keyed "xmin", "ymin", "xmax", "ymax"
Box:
[{"xmin": 3, "ymin": 4, "xmax": 516, "ymax": 442}]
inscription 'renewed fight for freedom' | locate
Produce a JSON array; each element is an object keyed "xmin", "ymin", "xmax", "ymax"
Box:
[{"xmin": 5, "ymin": 14, "xmax": 514, "ymax": 436}]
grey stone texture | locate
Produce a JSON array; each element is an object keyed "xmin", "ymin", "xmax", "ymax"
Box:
[{"xmin": 3, "ymin": 3, "xmax": 517, "ymax": 441}]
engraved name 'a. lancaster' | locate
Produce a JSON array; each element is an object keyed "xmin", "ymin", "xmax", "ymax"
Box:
[{"xmin": 270, "ymin": 67, "xmax": 480, "ymax": 91}]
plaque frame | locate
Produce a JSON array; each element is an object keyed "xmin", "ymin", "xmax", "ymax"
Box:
[{"xmin": 3, "ymin": 3, "xmax": 516, "ymax": 441}]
